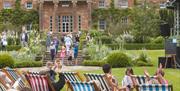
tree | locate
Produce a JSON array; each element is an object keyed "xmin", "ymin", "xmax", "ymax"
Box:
[{"xmin": 130, "ymin": 6, "xmax": 160, "ymax": 43}]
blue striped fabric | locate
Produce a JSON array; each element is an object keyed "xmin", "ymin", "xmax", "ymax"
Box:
[
  {"xmin": 84, "ymin": 73, "xmax": 110, "ymax": 91},
  {"xmin": 62, "ymin": 72, "xmax": 80, "ymax": 82},
  {"xmin": 70, "ymin": 81, "xmax": 95, "ymax": 91},
  {"xmin": 5, "ymin": 67, "xmax": 25, "ymax": 89},
  {"xmin": 134, "ymin": 75, "xmax": 155, "ymax": 85},
  {"xmin": 139, "ymin": 84, "xmax": 172, "ymax": 91}
]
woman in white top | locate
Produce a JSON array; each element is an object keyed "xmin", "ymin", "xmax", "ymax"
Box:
[{"xmin": 122, "ymin": 67, "xmax": 135, "ymax": 91}]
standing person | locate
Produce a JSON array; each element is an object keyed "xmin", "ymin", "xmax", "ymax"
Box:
[
  {"xmin": 64, "ymin": 35, "xmax": 72, "ymax": 56},
  {"xmin": 50, "ymin": 42, "xmax": 56, "ymax": 62},
  {"xmin": 20, "ymin": 29, "xmax": 28, "ymax": 47},
  {"xmin": 61, "ymin": 34, "xmax": 65, "ymax": 45},
  {"xmin": 1, "ymin": 32, "xmax": 7, "ymax": 51},
  {"xmin": 53, "ymin": 36, "xmax": 60, "ymax": 54},
  {"xmin": 60, "ymin": 45, "xmax": 66, "ymax": 65},
  {"xmin": 46, "ymin": 32, "xmax": 51, "ymax": 51},
  {"xmin": 75, "ymin": 34, "xmax": 80, "ymax": 43},
  {"xmin": 73, "ymin": 42, "xmax": 79, "ymax": 65}
]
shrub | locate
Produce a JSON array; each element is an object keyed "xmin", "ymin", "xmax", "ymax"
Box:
[
  {"xmin": 0, "ymin": 45, "xmax": 21, "ymax": 51},
  {"xmin": 133, "ymin": 52, "xmax": 153, "ymax": 67},
  {"xmin": 97, "ymin": 35, "xmax": 112, "ymax": 44},
  {"xmin": 14, "ymin": 61, "xmax": 43, "ymax": 68},
  {"xmin": 106, "ymin": 43, "xmax": 164, "ymax": 50},
  {"xmin": 151, "ymin": 36, "xmax": 164, "ymax": 44},
  {"xmin": 83, "ymin": 60, "xmax": 107, "ymax": 66},
  {"xmin": 106, "ymin": 52, "xmax": 131, "ymax": 68},
  {"xmin": 0, "ymin": 54, "xmax": 14, "ymax": 68}
]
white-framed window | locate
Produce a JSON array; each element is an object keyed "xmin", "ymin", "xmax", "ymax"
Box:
[
  {"xmin": 50, "ymin": 16, "xmax": 53, "ymax": 31},
  {"xmin": 26, "ymin": 2, "xmax": 33, "ymax": 9},
  {"xmin": 57, "ymin": 16, "xmax": 61, "ymax": 32},
  {"xmin": 160, "ymin": 3, "xmax": 166, "ymax": 9},
  {"xmin": 118, "ymin": 0, "xmax": 128, "ymax": 8},
  {"xmin": 62, "ymin": 16, "xmax": 73, "ymax": 32},
  {"xmin": 99, "ymin": 0, "xmax": 105, "ymax": 8},
  {"xmin": 121, "ymin": 17, "xmax": 128, "ymax": 24},
  {"xmin": 99, "ymin": 19, "xmax": 106, "ymax": 30},
  {"xmin": 3, "ymin": 2, "xmax": 12, "ymax": 9}
]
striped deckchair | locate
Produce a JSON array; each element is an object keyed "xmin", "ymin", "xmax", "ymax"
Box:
[
  {"xmin": 61, "ymin": 72, "xmax": 84, "ymax": 82},
  {"xmin": 84, "ymin": 73, "xmax": 110, "ymax": 91},
  {"xmin": 138, "ymin": 84, "xmax": 173, "ymax": 91},
  {"xmin": 25, "ymin": 73, "xmax": 55, "ymax": 91},
  {"xmin": 133, "ymin": 75, "xmax": 155, "ymax": 85},
  {"xmin": 2, "ymin": 67, "xmax": 28, "ymax": 89},
  {"xmin": 0, "ymin": 83, "xmax": 7, "ymax": 91},
  {"xmin": 67, "ymin": 81, "xmax": 100, "ymax": 91}
]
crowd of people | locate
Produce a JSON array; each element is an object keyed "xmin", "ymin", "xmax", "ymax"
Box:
[{"xmin": 46, "ymin": 32, "xmax": 80, "ymax": 66}]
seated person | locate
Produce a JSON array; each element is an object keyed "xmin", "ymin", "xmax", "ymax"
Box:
[
  {"xmin": 144, "ymin": 64, "xmax": 168, "ymax": 84},
  {"xmin": 102, "ymin": 64, "xmax": 126, "ymax": 91},
  {"xmin": 45, "ymin": 61, "xmax": 65, "ymax": 91},
  {"xmin": 122, "ymin": 67, "xmax": 136, "ymax": 91}
]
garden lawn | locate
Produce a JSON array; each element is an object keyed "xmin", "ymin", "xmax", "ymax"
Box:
[{"xmin": 61, "ymin": 50, "xmax": 180, "ymax": 91}]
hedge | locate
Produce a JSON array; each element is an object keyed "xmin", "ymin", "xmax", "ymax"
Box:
[
  {"xmin": 106, "ymin": 43, "xmax": 164, "ymax": 50},
  {"xmin": 14, "ymin": 61, "xmax": 43, "ymax": 68},
  {"xmin": 0, "ymin": 45, "xmax": 21, "ymax": 51},
  {"xmin": 83, "ymin": 60, "xmax": 107, "ymax": 66}
]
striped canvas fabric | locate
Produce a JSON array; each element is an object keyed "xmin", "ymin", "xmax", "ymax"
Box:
[
  {"xmin": 84, "ymin": 73, "xmax": 110, "ymax": 91},
  {"xmin": 62, "ymin": 72, "xmax": 80, "ymax": 82},
  {"xmin": 70, "ymin": 81, "xmax": 96, "ymax": 91},
  {"xmin": 0, "ymin": 83, "xmax": 6, "ymax": 91},
  {"xmin": 5, "ymin": 67, "xmax": 25, "ymax": 89},
  {"xmin": 134, "ymin": 75, "xmax": 155, "ymax": 85},
  {"xmin": 138, "ymin": 84, "xmax": 173, "ymax": 91},
  {"xmin": 25, "ymin": 74, "xmax": 50, "ymax": 91}
]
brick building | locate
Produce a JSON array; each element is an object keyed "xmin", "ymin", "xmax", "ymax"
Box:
[{"xmin": 0, "ymin": 0, "xmax": 134, "ymax": 33}]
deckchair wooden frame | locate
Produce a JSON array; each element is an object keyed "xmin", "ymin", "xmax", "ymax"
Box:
[
  {"xmin": 2, "ymin": 67, "xmax": 30, "ymax": 88},
  {"xmin": 61, "ymin": 71, "xmax": 85, "ymax": 91}
]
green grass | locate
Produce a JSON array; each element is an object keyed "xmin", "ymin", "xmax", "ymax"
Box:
[{"xmin": 61, "ymin": 50, "xmax": 180, "ymax": 91}]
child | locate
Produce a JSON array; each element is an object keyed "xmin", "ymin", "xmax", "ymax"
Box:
[
  {"xmin": 60, "ymin": 45, "xmax": 66, "ymax": 65},
  {"xmin": 67, "ymin": 47, "xmax": 73, "ymax": 65},
  {"xmin": 46, "ymin": 61, "xmax": 56, "ymax": 82},
  {"xmin": 54, "ymin": 59, "xmax": 62, "ymax": 73},
  {"xmin": 102, "ymin": 64, "xmax": 125, "ymax": 91},
  {"xmin": 122, "ymin": 67, "xmax": 135, "ymax": 91}
]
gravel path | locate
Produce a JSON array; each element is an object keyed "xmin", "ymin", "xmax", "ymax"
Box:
[{"xmin": 18, "ymin": 66, "xmax": 101, "ymax": 72}]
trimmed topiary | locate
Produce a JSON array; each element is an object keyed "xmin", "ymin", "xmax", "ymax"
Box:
[
  {"xmin": 0, "ymin": 53, "xmax": 14, "ymax": 68},
  {"xmin": 106, "ymin": 52, "xmax": 131, "ymax": 68}
]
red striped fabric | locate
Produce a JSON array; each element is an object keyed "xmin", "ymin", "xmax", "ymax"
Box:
[{"xmin": 26, "ymin": 74, "xmax": 49, "ymax": 91}]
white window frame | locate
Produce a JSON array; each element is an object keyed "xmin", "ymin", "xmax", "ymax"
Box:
[
  {"xmin": 118, "ymin": 0, "xmax": 128, "ymax": 8},
  {"xmin": 121, "ymin": 17, "xmax": 128, "ymax": 24},
  {"xmin": 99, "ymin": 0, "xmax": 105, "ymax": 8},
  {"xmin": 99, "ymin": 19, "xmax": 106, "ymax": 30},
  {"xmin": 3, "ymin": 2, "xmax": 12, "ymax": 9},
  {"xmin": 26, "ymin": 2, "xmax": 33, "ymax": 9}
]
